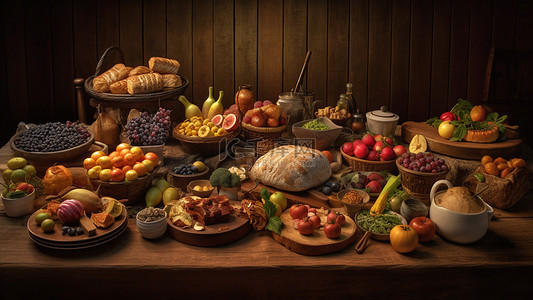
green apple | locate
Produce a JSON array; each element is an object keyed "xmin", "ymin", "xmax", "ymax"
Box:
[{"xmin": 270, "ymin": 191, "xmax": 287, "ymax": 210}]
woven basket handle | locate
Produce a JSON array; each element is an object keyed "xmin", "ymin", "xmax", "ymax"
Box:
[{"xmin": 94, "ymin": 46, "xmax": 125, "ymax": 77}]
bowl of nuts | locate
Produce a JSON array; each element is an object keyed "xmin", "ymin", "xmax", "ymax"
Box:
[
  {"xmin": 337, "ymin": 189, "xmax": 370, "ymax": 219},
  {"xmin": 136, "ymin": 207, "xmax": 168, "ymax": 239}
]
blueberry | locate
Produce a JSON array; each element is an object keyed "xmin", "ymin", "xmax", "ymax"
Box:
[
  {"xmin": 62, "ymin": 226, "xmax": 70, "ymax": 233},
  {"xmin": 322, "ymin": 186, "xmax": 332, "ymax": 195},
  {"xmin": 76, "ymin": 227, "xmax": 84, "ymax": 235},
  {"xmin": 68, "ymin": 227, "xmax": 76, "ymax": 236},
  {"xmin": 324, "ymin": 181, "xmax": 332, "ymax": 188},
  {"xmin": 331, "ymin": 182, "xmax": 340, "ymax": 192}
]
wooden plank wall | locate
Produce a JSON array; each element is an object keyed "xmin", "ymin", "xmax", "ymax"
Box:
[{"xmin": 1, "ymin": 0, "xmax": 532, "ymax": 146}]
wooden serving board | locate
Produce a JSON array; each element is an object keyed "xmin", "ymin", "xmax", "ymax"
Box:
[
  {"xmin": 401, "ymin": 121, "xmax": 522, "ymax": 160},
  {"xmin": 272, "ymin": 209, "xmax": 357, "ymax": 256},
  {"xmin": 166, "ymin": 207, "xmax": 251, "ymax": 247}
]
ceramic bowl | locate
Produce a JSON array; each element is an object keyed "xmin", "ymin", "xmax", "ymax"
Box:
[
  {"xmin": 187, "ymin": 179, "xmax": 214, "ymax": 198},
  {"xmin": 337, "ymin": 189, "xmax": 370, "ymax": 219},
  {"xmin": 292, "ymin": 117, "xmax": 343, "ymax": 150},
  {"xmin": 1, "ymin": 190, "xmax": 35, "ymax": 217},
  {"xmin": 167, "ymin": 165, "xmax": 210, "ymax": 191},
  {"xmin": 366, "ymin": 106, "xmax": 399, "ymax": 136},
  {"xmin": 400, "ymin": 198, "xmax": 428, "ymax": 223},
  {"xmin": 136, "ymin": 209, "xmax": 168, "ymax": 239}
]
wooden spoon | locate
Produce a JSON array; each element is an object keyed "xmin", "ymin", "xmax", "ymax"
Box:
[{"xmin": 355, "ymin": 231, "xmax": 373, "ymax": 254}]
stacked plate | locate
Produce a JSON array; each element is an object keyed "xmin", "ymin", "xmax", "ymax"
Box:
[{"xmin": 27, "ymin": 209, "xmax": 128, "ymax": 250}]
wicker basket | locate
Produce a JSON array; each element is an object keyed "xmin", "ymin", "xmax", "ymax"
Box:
[
  {"xmin": 89, "ymin": 166, "xmax": 160, "ymax": 205},
  {"xmin": 396, "ymin": 159, "xmax": 449, "ymax": 205},
  {"xmin": 172, "ymin": 127, "xmax": 240, "ymax": 156},
  {"xmin": 340, "ymin": 147, "xmax": 397, "ymax": 173},
  {"xmin": 241, "ymin": 122, "xmax": 287, "ymax": 141}
]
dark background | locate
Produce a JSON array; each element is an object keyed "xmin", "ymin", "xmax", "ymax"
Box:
[{"xmin": 1, "ymin": 0, "xmax": 532, "ymax": 146}]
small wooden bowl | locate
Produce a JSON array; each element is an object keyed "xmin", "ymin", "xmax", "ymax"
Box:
[
  {"xmin": 340, "ymin": 147, "xmax": 397, "ymax": 173},
  {"xmin": 336, "ymin": 189, "xmax": 370, "ymax": 219},
  {"xmin": 355, "ymin": 210, "xmax": 407, "ymax": 241},
  {"xmin": 187, "ymin": 179, "xmax": 214, "ymax": 198},
  {"xmin": 167, "ymin": 165, "xmax": 210, "ymax": 191}
]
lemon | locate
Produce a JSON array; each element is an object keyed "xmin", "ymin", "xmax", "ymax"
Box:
[
  {"xmin": 187, "ymin": 124, "xmax": 196, "ymax": 131},
  {"xmin": 7, "ymin": 157, "xmax": 27, "ymax": 170},
  {"xmin": 145, "ymin": 187, "xmax": 163, "ymax": 207},
  {"xmin": 207, "ymin": 122, "xmax": 215, "ymax": 128},
  {"xmin": 211, "ymin": 126, "xmax": 219, "ymax": 133},
  {"xmin": 162, "ymin": 187, "xmax": 181, "ymax": 206},
  {"xmin": 274, "ymin": 203, "xmax": 282, "ymax": 217},
  {"xmin": 217, "ymin": 128, "xmax": 227, "ymax": 135},
  {"xmin": 194, "ymin": 121, "xmax": 202, "ymax": 128},
  {"xmin": 193, "ymin": 185, "xmax": 202, "ymax": 191},
  {"xmin": 409, "ymin": 134, "xmax": 428, "ymax": 153},
  {"xmin": 192, "ymin": 161, "xmax": 206, "ymax": 172},
  {"xmin": 203, "ymin": 119, "xmax": 210, "ymax": 125},
  {"xmin": 155, "ymin": 178, "xmax": 171, "ymax": 192},
  {"xmin": 191, "ymin": 130, "xmax": 198, "ymax": 136},
  {"xmin": 202, "ymin": 186, "xmax": 211, "ymax": 191},
  {"xmin": 198, "ymin": 125, "xmax": 213, "ymax": 137}
]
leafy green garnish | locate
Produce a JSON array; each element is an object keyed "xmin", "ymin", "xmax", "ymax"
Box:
[
  {"xmin": 426, "ymin": 117, "xmax": 442, "ymax": 129},
  {"xmin": 450, "ymin": 123, "xmax": 467, "ymax": 141},
  {"xmin": 260, "ymin": 187, "xmax": 271, "ymax": 203},
  {"xmin": 260, "ymin": 187, "xmax": 283, "ymax": 235},
  {"xmin": 265, "ymin": 216, "xmax": 282, "ymax": 235},
  {"xmin": 450, "ymin": 98, "xmax": 473, "ymax": 121}
]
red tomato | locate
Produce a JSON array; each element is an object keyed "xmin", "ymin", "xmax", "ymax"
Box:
[
  {"xmin": 409, "ymin": 216, "xmax": 436, "ymax": 242},
  {"xmin": 324, "ymin": 222, "xmax": 341, "ymax": 239},
  {"xmin": 440, "ymin": 111, "xmax": 458, "ymax": 122},
  {"xmin": 327, "ymin": 212, "xmax": 337, "ymax": 224},
  {"xmin": 389, "ymin": 225, "xmax": 419, "ymax": 253},
  {"xmin": 335, "ymin": 214, "xmax": 346, "ymax": 226},
  {"xmin": 309, "ymin": 215, "xmax": 321, "ymax": 229},
  {"xmin": 289, "ymin": 204, "xmax": 308, "ymax": 220},
  {"xmin": 297, "ymin": 219, "xmax": 315, "ymax": 235}
]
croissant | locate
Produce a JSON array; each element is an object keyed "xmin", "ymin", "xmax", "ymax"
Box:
[
  {"xmin": 127, "ymin": 73, "xmax": 164, "ymax": 94},
  {"xmin": 92, "ymin": 64, "xmax": 131, "ymax": 93},
  {"xmin": 129, "ymin": 66, "xmax": 151, "ymax": 76},
  {"xmin": 109, "ymin": 79, "xmax": 128, "ymax": 94},
  {"xmin": 148, "ymin": 57, "xmax": 180, "ymax": 74},
  {"xmin": 161, "ymin": 74, "xmax": 182, "ymax": 88}
]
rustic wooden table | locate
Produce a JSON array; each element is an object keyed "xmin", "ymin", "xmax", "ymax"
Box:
[{"xmin": 1, "ymin": 141, "xmax": 533, "ymax": 298}]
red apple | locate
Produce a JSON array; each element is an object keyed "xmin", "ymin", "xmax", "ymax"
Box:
[
  {"xmin": 409, "ymin": 216, "xmax": 436, "ymax": 242},
  {"xmin": 380, "ymin": 146, "xmax": 396, "ymax": 161},
  {"xmin": 393, "ymin": 145, "xmax": 407, "ymax": 157},
  {"xmin": 342, "ymin": 142, "xmax": 354, "ymax": 156},
  {"xmin": 373, "ymin": 141, "xmax": 385, "ymax": 153},
  {"xmin": 354, "ymin": 143, "xmax": 369, "ymax": 159},
  {"xmin": 366, "ymin": 180, "xmax": 382, "ymax": 193},
  {"xmin": 362, "ymin": 134, "xmax": 375, "ymax": 148},
  {"xmin": 352, "ymin": 139, "xmax": 364, "ymax": 150},
  {"xmin": 367, "ymin": 150, "xmax": 378, "ymax": 161}
]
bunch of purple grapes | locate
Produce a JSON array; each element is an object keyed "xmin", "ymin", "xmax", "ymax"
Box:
[
  {"xmin": 125, "ymin": 108, "xmax": 171, "ymax": 146},
  {"xmin": 66, "ymin": 120, "xmax": 91, "ymax": 139},
  {"xmin": 397, "ymin": 152, "xmax": 448, "ymax": 173}
]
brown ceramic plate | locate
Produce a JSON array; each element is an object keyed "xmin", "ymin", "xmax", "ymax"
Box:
[{"xmin": 27, "ymin": 206, "xmax": 128, "ymax": 244}]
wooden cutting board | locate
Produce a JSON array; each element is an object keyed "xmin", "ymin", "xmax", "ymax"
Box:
[
  {"xmin": 272, "ymin": 209, "xmax": 357, "ymax": 255},
  {"xmin": 401, "ymin": 121, "xmax": 522, "ymax": 160}
]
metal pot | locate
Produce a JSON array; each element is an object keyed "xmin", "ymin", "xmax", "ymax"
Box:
[{"xmin": 277, "ymin": 92, "xmax": 321, "ymax": 135}]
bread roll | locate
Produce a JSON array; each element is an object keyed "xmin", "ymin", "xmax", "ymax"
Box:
[
  {"xmin": 109, "ymin": 79, "xmax": 128, "ymax": 94},
  {"xmin": 93, "ymin": 64, "xmax": 131, "ymax": 93},
  {"xmin": 148, "ymin": 57, "xmax": 180, "ymax": 74},
  {"xmin": 249, "ymin": 145, "xmax": 331, "ymax": 192},
  {"xmin": 161, "ymin": 74, "xmax": 182, "ymax": 88},
  {"xmin": 129, "ymin": 66, "xmax": 151, "ymax": 76},
  {"xmin": 127, "ymin": 73, "xmax": 164, "ymax": 94}
]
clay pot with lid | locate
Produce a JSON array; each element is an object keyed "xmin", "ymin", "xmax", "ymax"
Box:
[{"xmin": 366, "ymin": 106, "xmax": 399, "ymax": 136}]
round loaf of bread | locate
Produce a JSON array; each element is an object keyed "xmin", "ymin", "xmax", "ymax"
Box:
[{"xmin": 249, "ymin": 145, "xmax": 331, "ymax": 192}]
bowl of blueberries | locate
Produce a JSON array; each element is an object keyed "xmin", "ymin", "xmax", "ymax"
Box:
[{"xmin": 167, "ymin": 161, "xmax": 210, "ymax": 191}]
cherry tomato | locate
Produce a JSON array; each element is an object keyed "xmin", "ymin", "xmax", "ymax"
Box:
[
  {"xmin": 309, "ymin": 215, "xmax": 321, "ymax": 229},
  {"xmin": 297, "ymin": 219, "xmax": 315, "ymax": 235},
  {"xmin": 290, "ymin": 204, "xmax": 308, "ymax": 220}
]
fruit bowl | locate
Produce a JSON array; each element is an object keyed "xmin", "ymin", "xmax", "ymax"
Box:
[
  {"xmin": 187, "ymin": 179, "xmax": 214, "ymax": 198},
  {"xmin": 292, "ymin": 117, "xmax": 343, "ymax": 150},
  {"xmin": 340, "ymin": 147, "xmax": 397, "ymax": 173},
  {"xmin": 167, "ymin": 165, "xmax": 210, "ymax": 191},
  {"xmin": 172, "ymin": 126, "xmax": 240, "ymax": 156}
]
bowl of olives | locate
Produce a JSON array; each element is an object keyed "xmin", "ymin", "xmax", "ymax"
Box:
[
  {"xmin": 292, "ymin": 117, "xmax": 343, "ymax": 151},
  {"xmin": 167, "ymin": 162, "xmax": 210, "ymax": 191}
]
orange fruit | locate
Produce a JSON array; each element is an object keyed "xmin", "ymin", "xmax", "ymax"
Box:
[
  {"xmin": 122, "ymin": 165, "xmax": 133, "ymax": 173},
  {"xmin": 125, "ymin": 170, "xmax": 138, "ymax": 181},
  {"xmin": 96, "ymin": 156, "xmax": 112, "ymax": 169},
  {"xmin": 98, "ymin": 168, "xmax": 112, "ymax": 181},
  {"xmin": 142, "ymin": 159, "xmax": 156, "ymax": 173},
  {"xmin": 497, "ymin": 163, "xmax": 508, "ymax": 172},
  {"xmin": 91, "ymin": 150, "xmax": 106, "ymax": 161},
  {"xmin": 83, "ymin": 158, "xmax": 97, "ymax": 170},
  {"xmin": 480, "ymin": 155, "xmax": 493, "ymax": 165},
  {"xmin": 470, "ymin": 105, "xmax": 487, "ymax": 122},
  {"xmin": 124, "ymin": 153, "xmax": 137, "ymax": 166},
  {"xmin": 116, "ymin": 143, "xmax": 130, "ymax": 152},
  {"xmin": 493, "ymin": 157, "xmax": 506, "ymax": 165},
  {"xmin": 500, "ymin": 168, "xmax": 511, "ymax": 179},
  {"xmin": 507, "ymin": 161, "xmax": 515, "ymax": 171},
  {"xmin": 110, "ymin": 168, "xmax": 125, "ymax": 182},
  {"xmin": 108, "ymin": 151, "xmax": 120, "ymax": 160},
  {"xmin": 322, "ymin": 150, "xmax": 333, "ymax": 163},
  {"xmin": 133, "ymin": 162, "xmax": 147, "ymax": 177},
  {"xmin": 111, "ymin": 156, "xmax": 125, "ymax": 168},
  {"xmin": 512, "ymin": 158, "xmax": 526, "ymax": 169},
  {"xmin": 130, "ymin": 146, "xmax": 145, "ymax": 162},
  {"xmin": 484, "ymin": 162, "xmax": 499, "ymax": 176},
  {"xmin": 119, "ymin": 149, "xmax": 131, "ymax": 157},
  {"xmin": 87, "ymin": 166, "xmax": 102, "ymax": 180},
  {"xmin": 144, "ymin": 152, "xmax": 160, "ymax": 166}
]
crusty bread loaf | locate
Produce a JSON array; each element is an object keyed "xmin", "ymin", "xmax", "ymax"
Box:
[
  {"xmin": 161, "ymin": 74, "xmax": 182, "ymax": 88},
  {"xmin": 249, "ymin": 145, "xmax": 331, "ymax": 192},
  {"xmin": 127, "ymin": 73, "xmax": 164, "ymax": 94},
  {"xmin": 93, "ymin": 64, "xmax": 131, "ymax": 92},
  {"xmin": 148, "ymin": 57, "xmax": 180, "ymax": 74},
  {"xmin": 129, "ymin": 66, "xmax": 151, "ymax": 76},
  {"xmin": 109, "ymin": 79, "xmax": 128, "ymax": 94}
]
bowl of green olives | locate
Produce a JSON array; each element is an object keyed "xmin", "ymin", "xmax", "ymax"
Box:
[{"xmin": 292, "ymin": 117, "xmax": 343, "ymax": 150}]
